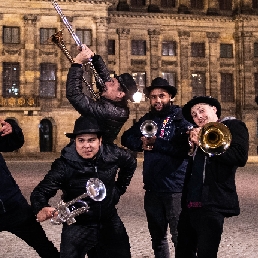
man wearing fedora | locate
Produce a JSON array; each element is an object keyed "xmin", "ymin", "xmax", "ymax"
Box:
[
  {"xmin": 31, "ymin": 116, "xmax": 137, "ymax": 258},
  {"xmin": 176, "ymin": 96, "xmax": 249, "ymax": 258},
  {"xmin": 121, "ymin": 77, "xmax": 192, "ymax": 257},
  {"xmin": 66, "ymin": 44, "xmax": 137, "ymax": 144}
]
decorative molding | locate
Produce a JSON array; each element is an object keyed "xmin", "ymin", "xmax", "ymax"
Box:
[
  {"xmin": 148, "ymin": 29, "xmax": 160, "ymax": 36},
  {"xmin": 220, "ymin": 62, "xmax": 234, "ymax": 68},
  {"xmin": 2, "ymin": 49, "xmax": 21, "ymax": 56},
  {"xmin": 117, "ymin": 28, "xmax": 130, "ymax": 35},
  {"xmin": 23, "ymin": 15, "xmax": 37, "ymax": 24},
  {"xmin": 161, "ymin": 60, "xmax": 178, "ymax": 67},
  {"xmin": 190, "ymin": 61, "xmax": 208, "ymax": 67},
  {"xmin": 131, "ymin": 59, "xmax": 146, "ymax": 66},
  {"xmin": 178, "ymin": 31, "xmax": 190, "ymax": 38}
]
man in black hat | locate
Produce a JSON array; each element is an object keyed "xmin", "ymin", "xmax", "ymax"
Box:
[
  {"xmin": 121, "ymin": 77, "xmax": 192, "ymax": 257},
  {"xmin": 30, "ymin": 116, "xmax": 137, "ymax": 258},
  {"xmin": 176, "ymin": 96, "xmax": 249, "ymax": 258},
  {"xmin": 66, "ymin": 44, "xmax": 137, "ymax": 143}
]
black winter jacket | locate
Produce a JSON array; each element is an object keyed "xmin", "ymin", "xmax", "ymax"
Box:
[
  {"xmin": 121, "ymin": 105, "xmax": 192, "ymax": 193},
  {"xmin": 0, "ymin": 120, "xmax": 25, "ymax": 214},
  {"xmin": 30, "ymin": 142, "xmax": 137, "ymax": 224},
  {"xmin": 181, "ymin": 118, "xmax": 249, "ymax": 217},
  {"xmin": 66, "ymin": 56, "xmax": 129, "ymax": 143}
]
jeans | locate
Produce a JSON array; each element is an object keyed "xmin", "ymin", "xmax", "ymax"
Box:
[
  {"xmin": 61, "ymin": 211, "xmax": 131, "ymax": 258},
  {"xmin": 0, "ymin": 198, "xmax": 59, "ymax": 258},
  {"xmin": 176, "ymin": 208, "xmax": 225, "ymax": 258},
  {"xmin": 144, "ymin": 191, "xmax": 182, "ymax": 258}
]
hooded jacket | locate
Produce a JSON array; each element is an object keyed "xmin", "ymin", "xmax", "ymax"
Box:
[
  {"xmin": 0, "ymin": 120, "xmax": 25, "ymax": 214},
  {"xmin": 66, "ymin": 56, "xmax": 129, "ymax": 144},
  {"xmin": 181, "ymin": 118, "xmax": 249, "ymax": 217},
  {"xmin": 121, "ymin": 105, "xmax": 192, "ymax": 193},
  {"xmin": 30, "ymin": 142, "xmax": 137, "ymax": 223}
]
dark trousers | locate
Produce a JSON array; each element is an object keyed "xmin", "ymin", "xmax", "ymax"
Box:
[
  {"xmin": 60, "ymin": 212, "xmax": 131, "ymax": 258},
  {"xmin": 176, "ymin": 208, "xmax": 225, "ymax": 258},
  {"xmin": 0, "ymin": 199, "xmax": 59, "ymax": 258},
  {"xmin": 144, "ymin": 191, "xmax": 182, "ymax": 258}
]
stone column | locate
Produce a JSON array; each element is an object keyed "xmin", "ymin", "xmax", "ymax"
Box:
[
  {"xmin": 178, "ymin": 30, "xmax": 190, "ymax": 105},
  {"xmin": 95, "ymin": 17, "xmax": 109, "ymax": 62},
  {"xmin": 206, "ymin": 32, "xmax": 219, "ymax": 98},
  {"xmin": 148, "ymin": 29, "xmax": 160, "ymax": 81},
  {"xmin": 117, "ymin": 28, "xmax": 130, "ymax": 75},
  {"xmin": 23, "ymin": 15, "xmax": 37, "ymax": 95}
]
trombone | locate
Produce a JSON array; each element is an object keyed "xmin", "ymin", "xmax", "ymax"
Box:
[{"xmin": 190, "ymin": 122, "xmax": 232, "ymax": 156}]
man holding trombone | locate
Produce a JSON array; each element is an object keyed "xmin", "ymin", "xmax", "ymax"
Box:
[{"xmin": 176, "ymin": 96, "xmax": 249, "ymax": 258}]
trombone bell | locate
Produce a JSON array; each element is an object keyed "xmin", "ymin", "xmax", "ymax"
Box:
[{"xmin": 198, "ymin": 122, "xmax": 232, "ymax": 155}]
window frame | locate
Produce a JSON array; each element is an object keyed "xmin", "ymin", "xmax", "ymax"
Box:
[
  {"xmin": 131, "ymin": 40, "xmax": 146, "ymax": 56},
  {"xmin": 220, "ymin": 44, "xmax": 233, "ymax": 58},
  {"xmin": 191, "ymin": 72, "xmax": 206, "ymax": 97},
  {"xmin": 40, "ymin": 28, "xmax": 56, "ymax": 45},
  {"xmin": 3, "ymin": 26, "xmax": 20, "ymax": 44},
  {"xmin": 162, "ymin": 41, "xmax": 176, "ymax": 56},
  {"xmin": 191, "ymin": 43, "xmax": 205, "ymax": 58},
  {"xmin": 220, "ymin": 73, "xmax": 234, "ymax": 102},
  {"xmin": 76, "ymin": 29, "xmax": 92, "ymax": 46}
]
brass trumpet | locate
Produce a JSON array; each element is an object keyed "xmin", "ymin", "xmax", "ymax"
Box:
[
  {"xmin": 140, "ymin": 120, "xmax": 158, "ymax": 138},
  {"xmin": 50, "ymin": 178, "xmax": 106, "ymax": 225},
  {"xmin": 198, "ymin": 122, "xmax": 232, "ymax": 156}
]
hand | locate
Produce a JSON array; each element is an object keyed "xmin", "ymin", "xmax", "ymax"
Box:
[
  {"xmin": 73, "ymin": 44, "xmax": 94, "ymax": 64},
  {"xmin": 36, "ymin": 207, "xmax": 57, "ymax": 222},
  {"xmin": 188, "ymin": 127, "xmax": 201, "ymax": 146},
  {"xmin": 141, "ymin": 136, "xmax": 156, "ymax": 151},
  {"xmin": 0, "ymin": 119, "xmax": 12, "ymax": 136}
]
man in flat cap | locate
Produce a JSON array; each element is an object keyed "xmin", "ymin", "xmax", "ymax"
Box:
[
  {"xmin": 66, "ymin": 44, "xmax": 137, "ymax": 144},
  {"xmin": 176, "ymin": 96, "xmax": 249, "ymax": 258},
  {"xmin": 121, "ymin": 77, "xmax": 191, "ymax": 257}
]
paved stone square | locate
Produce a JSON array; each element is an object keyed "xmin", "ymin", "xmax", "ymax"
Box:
[{"xmin": 0, "ymin": 158, "xmax": 258, "ymax": 257}]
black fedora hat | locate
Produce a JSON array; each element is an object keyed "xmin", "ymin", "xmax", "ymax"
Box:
[
  {"xmin": 182, "ymin": 96, "xmax": 221, "ymax": 124},
  {"xmin": 115, "ymin": 73, "xmax": 137, "ymax": 102},
  {"xmin": 144, "ymin": 77, "xmax": 177, "ymax": 98},
  {"xmin": 66, "ymin": 116, "xmax": 102, "ymax": 139}
]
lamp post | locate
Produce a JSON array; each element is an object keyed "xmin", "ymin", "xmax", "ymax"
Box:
[{"xmin": 133, "ymin": 90, "xmax": 143, "ymax": 122}]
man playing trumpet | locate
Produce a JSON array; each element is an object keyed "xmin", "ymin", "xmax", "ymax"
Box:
[{"xmin": 176, "ymin": 96, "xmax": 249, "ymax": 258}]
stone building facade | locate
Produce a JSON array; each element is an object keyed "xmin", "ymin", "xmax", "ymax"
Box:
[{"xmin": 1, "ymin": 0, "xmax": 258, "ymax": 155}]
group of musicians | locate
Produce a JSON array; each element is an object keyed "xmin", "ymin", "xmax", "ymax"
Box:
[{"xmin": 0, "ymin": 21, "xmax": 250, "ymax": 258}]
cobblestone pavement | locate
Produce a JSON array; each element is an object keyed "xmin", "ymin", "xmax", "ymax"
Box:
[{"xmin": 0, "ymin": 158, "xmax": 258, "ymax": 257}]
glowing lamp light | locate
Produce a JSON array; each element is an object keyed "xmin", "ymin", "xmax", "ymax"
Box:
[{"xmin": 133, "ymin": 91, "xmax": 142, "ymax": 103}]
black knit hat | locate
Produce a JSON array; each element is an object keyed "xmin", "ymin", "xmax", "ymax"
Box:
[
  {"xmin": 66, "ymin": 116, "xmax": 102, "ymax": 138},
  {"xmin": 144, "ymin": 77, "xmax": 177, "ymax": 98},
  {"xmin": 182, "ymin": 96, "xmax": 221, "ymax": 124},
  {"xmin": 115, "ymin": 73, "xmax": 137, "ymax": 102}
]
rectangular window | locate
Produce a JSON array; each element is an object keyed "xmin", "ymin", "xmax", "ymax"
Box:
[
  {"xmin": 108, "ymin": 40, "xmax": 115, "ymax": 55},
  {"xmin": 219, "ymin": 0, "xmax": 232, "ymax": 10},
  {"xmin": 220, "ymin": 44, "xmax": 233, "ymax": 58},
  {"xmin": 161, "ymin": 0, "xmax": 175, "ymax": 7},
  {"xmin": 131, "ymin": 40, "xmax": 146, "ymax": 56},
  {"xmin": 191, "ymin": 43, "xmax": 205, "ymax": 57},
  {"xmin": 131, "ymin": 0, "xmax": 145, "ymax": 6},
  {"xmin": 191, "ymin": 0, "xmax": 204, "ymax": 9},
  {"xmin": 162, "ymin": 72, "xmax": 176, "ymax": 87},
  {"xmin": 162, "ymin": 41, "xmax": 176, "ymax": 56},
  {"xmin": 254, "ymin": 43, "xmax": 258, "ymax": 57},
  {"xmin": 253, "ymin": 0, "xmax": 258, "ymax": 8},
  {"xmin": 3, "ymin": 63, "xmax": 20, "ymax": 97},
  {"xmin": 40, "ymin": 63, "xmax": 56, "ymax": 97},
  {"xmin": 40, "ymin": 28, "xmax": 56, "ymax": 44},
  {"xmin": 191, "ymin": 72, "xmax": 206, "ymax": 97},
  {"xmin": 254, "ymin": 73, "xmax": 258, "ymax": 96},
  {"xmin": 76, "ymin": 29, "xmax": 92, "ymax": 46},
  {"xmin": 221, "ymin": 73, "xmax": 234, "ymax": 102},
  {"xmin": 3, "ymin": 26, "xmax": 20, "ymax": 44}
]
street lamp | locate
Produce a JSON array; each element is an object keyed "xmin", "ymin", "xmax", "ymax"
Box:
[{"xmin": 133, "ymin": 90, "xmax": 143, "ymax": 122}]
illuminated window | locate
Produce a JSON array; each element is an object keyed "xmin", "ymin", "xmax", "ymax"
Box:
[
  {"xmin": 3, "ymin": 63, "xmax": 20, "ymax": 97},
  {"xmin": 162, "ymin": 41, "xmax": 176, "ymax": 56},
  {"xmin": 162, "ymin": 72, "xmax": 176, "ymax": 87},
  {"xmin": 191, "ymin": 72, "xmax": 206, "ymax": 97},
  {"xmin": 131, "ymin": 40, "xmax": 146, "ymax": 56},
  {"xmin": 40, "ymin": 63, "xmax": 56, "ymax": 97}
]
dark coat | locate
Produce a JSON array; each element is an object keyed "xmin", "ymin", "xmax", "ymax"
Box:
[
  {"xmin": 0, "ymin": 120, "xmax": 25, "ymax": 214},
  {"xmin": 30, "ymin": 142, "xmax": 137, "ymax": 224},
  {"xmin": 181, "ymin": 118, "xmax": 249, "ymax": 217},
  {"xmin": 121, "ymin": 105, "xmax": 192, "ymax": 193},
  {"xmin": 66, "ymin": 57, "xmax": 129, "ymax": 144}
]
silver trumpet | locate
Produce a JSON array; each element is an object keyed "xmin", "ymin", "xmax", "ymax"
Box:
[
  {"xmin": 140, "ymin": 120, "xmax": 158, "ymax": 138},
  {"xmin": 50, "ymin": 178, "xmax": 106, "ymax": 226}
]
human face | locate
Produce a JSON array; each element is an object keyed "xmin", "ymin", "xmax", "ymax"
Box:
[
  {"xmin": 75, "ymin": 134, "xmax": 102, "ymax": 159},
  {"xmin": 191, "ymin": 103, "xmax": 218, "ymax": 127},
  {"xmin": 149, "ymin": 88, "xmax": 171, "ymax": 112},
  {"xmin": 102, "ymin": 78, "xmax": 126, "ymax": 102}
]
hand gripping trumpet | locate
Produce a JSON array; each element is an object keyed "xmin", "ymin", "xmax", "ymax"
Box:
[
  {"xmin": 51, "ymin": 0, "xmax": 108, "ymax": 94},
  {"xmin": 50, "ymin": 178, "xmax": 106, "ymax": 225}
]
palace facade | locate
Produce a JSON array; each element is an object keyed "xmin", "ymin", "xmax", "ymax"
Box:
[{"xmin": 1, "ymin": 0, "xmax": 258, "ymax": 155}]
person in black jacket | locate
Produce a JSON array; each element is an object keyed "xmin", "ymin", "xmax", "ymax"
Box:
[
  {"xmin": 0, "ymin": 118, "xmax": 59, "ymax": 258},
  {"xmin": 176, "ymin": 96, "xmax": 249, "ymax": 258},
  {"xmin": 30, "ymin": 116, "xmax": 137, "ymax": 258},
  {"xmin": 66, "ymin": 44, "xmax": 137, "ymax": 143},
  {"xmin": 121, "ymin": 77, "xmax": 192, "ymax": 258}
]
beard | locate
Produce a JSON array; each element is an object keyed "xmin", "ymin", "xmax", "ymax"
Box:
[{"xmin": 151, "ymin": 102, "xmax": 171, "ymax": 117}]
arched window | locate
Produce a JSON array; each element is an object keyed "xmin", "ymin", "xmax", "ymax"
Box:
[{"xmin": 39, "ymin": 119, "xmax": 53, "ymax": 152}]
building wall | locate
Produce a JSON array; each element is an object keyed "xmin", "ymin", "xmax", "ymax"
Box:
[{"xmin": 1, "ymin": 0, "xmax": 258, "ymax": 155}]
